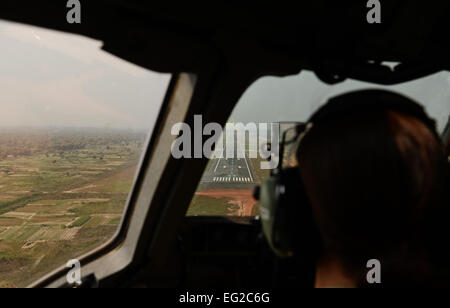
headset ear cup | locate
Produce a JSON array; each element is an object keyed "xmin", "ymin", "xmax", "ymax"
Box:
[
  {"xmin": 259, "ymin": 167, "xmax": 322, "ymax": 260},
  {"xmin": 259, "ymin": 175, "xmax": 288, "ymax": 257}
]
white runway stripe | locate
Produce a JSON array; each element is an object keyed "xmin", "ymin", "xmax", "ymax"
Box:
[{"xmin": 210, "ymin": 176, "xmax": 254, "ymax": 183}]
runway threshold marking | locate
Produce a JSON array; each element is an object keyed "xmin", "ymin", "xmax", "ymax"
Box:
[{"xmin": 211, "ymin": 176, "xmax": 253, "ymax": 183}]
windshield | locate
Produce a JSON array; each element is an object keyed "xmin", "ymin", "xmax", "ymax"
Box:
[
  {"xmin": 0, "ymin": 20, "xmax": 171, "ymax": 288},
  {"xmin": 231, "ymin": 70, "xmax": 450, "ymax": 134},
  {"xmin": 187, "ymin": 70, "xmax": 450, "ymax": 217}
]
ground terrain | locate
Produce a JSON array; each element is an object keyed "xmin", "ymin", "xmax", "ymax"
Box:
[
  {"xmin": 0, "ymin": 128, "xmax": 145, "ymax": 287},
  {"xmin": 0, "ymin": 127, "xmax": 275, "ymax": 287}
]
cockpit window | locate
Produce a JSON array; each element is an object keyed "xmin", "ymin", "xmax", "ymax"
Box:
[
  {"xmin": 0, "ymin": 21, "xmax": 171, "ymax": 287},
  {"xmin": 187, "ymin": 70, "xmax": 450, "ymax": 217}
]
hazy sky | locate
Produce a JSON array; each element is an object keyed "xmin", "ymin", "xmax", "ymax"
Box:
[
  {"xmin": 232, "ymin": 68, "xmax": 450, "ymax": 134},
  {"xmin": 0, "ymin": 20, "xmax": 171, "ymax": 130},
  {"xmin": 1, "ymin": 20, "xmax": 448, "ymax": 134}
]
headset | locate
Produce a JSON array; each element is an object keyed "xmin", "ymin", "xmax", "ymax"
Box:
[{"xmin": 255, "ymin": 89, "xmax": 448, "ymax": 264}]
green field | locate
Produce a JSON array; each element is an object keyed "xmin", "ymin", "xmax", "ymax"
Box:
[
  {"xmin": 0, "ymin": 128, "xmax": 145, "ymax": 287},
  {"xmin": 188, "ymin": 195, "xmax": 238, "ymax": 216}
]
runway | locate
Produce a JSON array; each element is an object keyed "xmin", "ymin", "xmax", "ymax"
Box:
[
  {"xmin": 199, "ymin": 144, "xmax": 256, "ymax": 190},
  {"xmin": 202, "ymin": 156, "xmax": 254, "ymax": 184}
]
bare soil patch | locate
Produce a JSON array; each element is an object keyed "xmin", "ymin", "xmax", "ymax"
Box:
[
  {"xmin": 195, "ymin": 189, "xmax": 257, "ymax": 216},
  {"xmin": 60, "ymin": 227, "xmax": 81, "ymax": 240},
  {"xmin": 2, "ymin": 212, "xmax": 35, "ymax": 219}
]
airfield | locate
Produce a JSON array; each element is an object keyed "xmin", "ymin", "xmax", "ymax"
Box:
[{"xmin": 189, "ymin": 138, "xmax": 270, "ymax": 217}]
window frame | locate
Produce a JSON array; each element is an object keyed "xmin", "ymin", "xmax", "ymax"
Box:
[
  {"xmin": 443, "ymin": 116, "xmax": 450, "ymax": 143},
  {"xmin": 30, "ymin": 73, "xmax": 197, "ymax": 287},
  {"xmin": 31, "ymin": 49, "xmax": 260, "ymax": 286}
]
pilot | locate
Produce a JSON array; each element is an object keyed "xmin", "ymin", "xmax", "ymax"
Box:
[{"xmin": 295, "ymin": 90, "xmax": 450, "ymax": 288}]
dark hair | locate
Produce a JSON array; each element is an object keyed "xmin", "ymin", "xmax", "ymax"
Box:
[{"xmin": 296, "ymin": 100, "xmax": 449, "ymax": 287}]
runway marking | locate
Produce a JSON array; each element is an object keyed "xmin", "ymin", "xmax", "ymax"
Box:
[
  {"xmin": 206, "ymin": 176, "xmax": 254, "ymax": 184},
  {"xmin": 214, "ymin": 158, "xmax": 221, "ymax": 173},
  {"xmin": 208, "ymin": 176, "xmax": 255, "ymax": 183}
]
